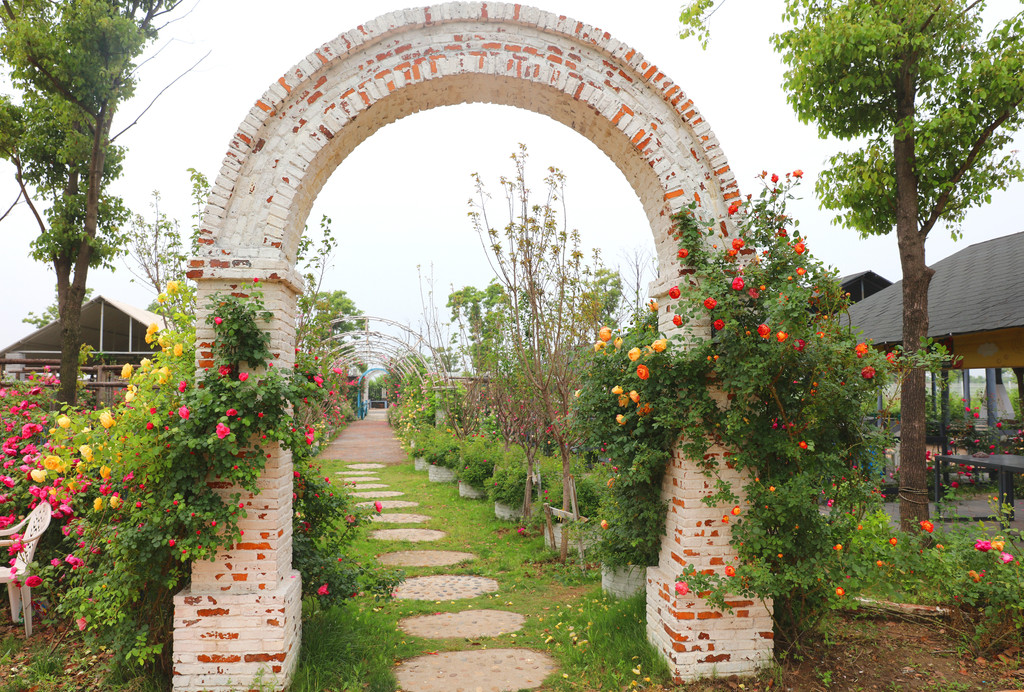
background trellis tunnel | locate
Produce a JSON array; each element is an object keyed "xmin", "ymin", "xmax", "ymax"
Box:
[{"xmin": 179, "ymin": 3, "xmax": 769, "ymax": 690}]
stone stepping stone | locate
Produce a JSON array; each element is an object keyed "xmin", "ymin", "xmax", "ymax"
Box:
[
  {"xmin": 370, "ymin": 513, "xmax": 431, "ymax": 523},
  {"xmin": 346, "ymin": 463, "xmax": 385, "ymax": 469},
  {"xmin": 394, "ymin": 575, "xmax": 498, "ymax": 601},
  {"xmin": 370, "ymin": 529, "xmax": 446, "ymax": 542},
  {"xmin": 336, "ymin": 470, "xmax": 376, "ymax": 476},
  {"xmin": 335, "ymin": 475, "xmax": 380, "ymax": 482},
  {"xmin": 394, "ymin": 649, "xmax": 555, "ymax": 691},
  {"xmin": 352, "ymin": 490, "xmax": 405, "ymax": 498},
  {"xmin": 352, "ymin": 483, "xmax": 389, "ymax": 490},
  {"xmin": 356, "ymin": 500, "xmax": 419, "ymax": 510},
  {"xmin": 377, "ymin": 550, "xmax": 475, "ymax": 567},
  {"xmin": 399, "ymin": 609, "xmax": 525, "ymax": 639}
]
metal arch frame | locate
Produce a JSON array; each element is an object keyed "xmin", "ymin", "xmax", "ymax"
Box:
[
  {"xmin": 328, "ymin": 314, "xmax": 450, "ymax": 380},
  {"xmin": 326, "ymin": 314, "xmax": 449, "ymax": 382},
  {"xmin": 354, "ymin": 366, "xmax": 389, "ymax": 419}
]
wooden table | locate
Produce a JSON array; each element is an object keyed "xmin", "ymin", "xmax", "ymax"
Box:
[{"xmin": 934, "ymin": 454, "xmax": 1024, "ymax": 522}]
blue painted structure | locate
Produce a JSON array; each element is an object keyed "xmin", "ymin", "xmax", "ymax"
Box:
[{"xmin": 356, "ymin": 367, "xmax": 387, "ymax": 419}]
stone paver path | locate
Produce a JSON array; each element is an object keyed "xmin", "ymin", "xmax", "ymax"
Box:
[
  {"xmin": 370, "ymin": 513, "xmax": 431, "ymax": 523},
  {"xmin": 369, "ymin": 528, "xmax": 446, "ymax": 542},
  {"xmin": 376, "ymin": 550, "xmax": 475, "ymax": 567},
  {"xmin": 355, "ymin": 500, "xmax": 419, "ymax": 510},
  {"xmin": 399, "ymin": 610, "xmax": 525, "ymax": 639},
  {"xmin": 394, "ymin": 575, "xmax": 499, "ymax": 601},
  {"xmin": 394, "ymin": 649, "xmax": 555, "ymax": 692},
  {"xmin": 318, "ymin": 411, "xmax": 557, "ymax": 691}
]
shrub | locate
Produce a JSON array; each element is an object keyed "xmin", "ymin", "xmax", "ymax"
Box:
[
  {"xmin": 458, "ymin": 437, "xmax": 497, "ymax": 489},
  {"xmin": 421, "ymin": 428, "xmax": 460, "ymax": 469},
  {"xmin": 489, "ymin": 455, "xmax": 528, "ymax": 508}
]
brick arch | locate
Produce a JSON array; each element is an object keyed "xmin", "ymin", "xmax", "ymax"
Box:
[{"xmin": 178, "ymin": 5, "xmax": 766, "ymax": 691}]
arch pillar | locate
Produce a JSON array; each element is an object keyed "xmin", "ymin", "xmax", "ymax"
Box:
[{"xmin": 172, "ymin": 271, "xmax": 304, "ymax": 691}]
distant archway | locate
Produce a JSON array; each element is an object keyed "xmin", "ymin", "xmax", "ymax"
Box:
[{"xmin": 180, "ymin": 5, "xmax": 761, "ymax": 690}]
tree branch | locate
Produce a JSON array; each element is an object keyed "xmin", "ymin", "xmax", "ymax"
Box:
[
  {"xmin": 919, "ymin": 100, "xmax": 1023, "ymax": 237},
  {"xmin": 0, "ymin": 190, "xmax": 22, "ymax": 224},
  {"xmin": 110, "ymin": 50, "xmax": 210, "ymax": 143},
  {"xmin": 10, "ymin": 156, "xmax": 47, "ymax": 235}
]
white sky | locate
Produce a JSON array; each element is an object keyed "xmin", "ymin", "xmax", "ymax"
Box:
[{"xmin": 1, "ymin": 0, "xmax": 1021, "ymax": 352}]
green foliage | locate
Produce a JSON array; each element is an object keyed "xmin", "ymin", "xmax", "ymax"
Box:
[
  {"xmin": 578, "ymin": 176, "xmax": 894, "ymax": 646},
  {"xmin": 292, "ymin": 461, "xmax": 403, "ymax": 604},
  {"xmin": 0, "ymin": 1, "xmax": 186, "ymax": 404},
  {"xmin": 771, "ymin": 1, "xmax": 1024, "ymax": 239},
  {"xmin": 457, "ymin": 436, "xmax": 498, "ymax": 489},
  {"xmin": 489, "ymin": 455, "xmax": 529, "ymax": 508},
  {"xmin": 35, "ymin": 290, "xmax": 318, "ymax": 669},
  {"xmin": 419, "ymin": 426, "xmax": 461, "ymax": 469}
]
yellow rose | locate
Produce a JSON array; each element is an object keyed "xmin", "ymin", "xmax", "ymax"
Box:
[
  {"xmin": 42, "ymin": 455, "xmax": 63, "ymax": 471},
  {"xmin": 146, "ymin": 322, "xmax": 159, "ymax": 335},
  {"xmin": 109, "ymin": 496, "xmax": 121, "ymax": 509},
  {"xmin": 157, "ymin": 366, "xmax": 170, "ymax": 384},
  {"xmin": 144, "ymin": 332, "xmax": 154, "ymax": 344},
  {"xmin": 652, "ymin": 339, "xmax": 668, "ymax": 353},
  {"xmin": 100, "ymin": 466, "xmax": 112, "ymax": 480},
  {"xmin": 613, "ymin": 337, "xmax": 623, "ymax": 349},
  {"xmin": 57, "ymin": 415, "xmax": 71, "ymax": 429},
  {"xmin": 157, "ymin": 334, "xmax": 170, "ymax": 349},
  {"xmin": 140, "ymin": 358, "xmax": 152, "ymax": 370},
  {"xmin": 627, "ymin": 348, "xmax": 641, "ymax": 362},
  {"xmin": 594, "ymin": 341, "xmax": 606, "ymax": 353},
  {"xmin": 611, "ymin": 385, "xmax": 623, "ymax": 395},
  {"xmin": 30, "ymin": 468, "xmax": 47, "ymax": 483},
  {"xmin": 99, "ymin": 411, "xmax": 115, "ymax": 429},
  {"xmin": 173, "ymin": 343, "xmax": 183, "ymax": 357},
  {"xmin": 157, "ymin": 293, "xmax": 168, "ymax": 304},
  {"xmin": 124, "ymin": 390, "xmax": 135, "ymax": 403},
  {"xmin": 166, "ymin": 280, "xmax": 180, "ymax": 295},
  {"xmin": 79, "ymin": 445, "xmax": 93, "ymax": 462},
  {"xmin": 616, "ymin": 414, "xmax": 626, "ymax": 425},
  {"xmin": 121, "ymin": 364, "xmax": 133, "ymax": 379},
  {"xmin": 93, "ymin": 497, "xmax": 104, "ymax": 512}
]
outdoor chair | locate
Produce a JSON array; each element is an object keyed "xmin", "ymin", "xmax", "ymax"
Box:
[{"xmin": 0, "ymin": 502, "xmax": 52, "ymax": 636}]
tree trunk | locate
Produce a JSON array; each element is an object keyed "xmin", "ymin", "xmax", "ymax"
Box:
[
  {"xmin": 894, "ymin": 69, "xmax": 933, "ymax": 532},
  {"xmin": 56, "ymin": 276, "xmax": 86, "ymax": 405}
]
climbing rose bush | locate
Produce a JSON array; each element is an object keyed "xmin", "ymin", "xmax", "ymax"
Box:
[{"xmin": 578, "ymin": 174, "xmax": 894, "ymax": 647}]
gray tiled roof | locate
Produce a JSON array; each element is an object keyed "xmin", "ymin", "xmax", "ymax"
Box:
[{"xmin": 846, "ymin": 231, "xmax": 1024, "ymax": 345}]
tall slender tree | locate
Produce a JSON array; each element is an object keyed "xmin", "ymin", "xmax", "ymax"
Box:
[
  {"xmin": 0, "ymin": 1, "xmax": 183, "ymax": 403},
  {"xmin": 682, "ymin": 0, "xmax": 1024, "ymax": 530}
]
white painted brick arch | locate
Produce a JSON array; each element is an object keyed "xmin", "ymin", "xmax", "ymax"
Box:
[{"xmin": 179, "ymin": 4, "xmax": 770, "ymax": 690}]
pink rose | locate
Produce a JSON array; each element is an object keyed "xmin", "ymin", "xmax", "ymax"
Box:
[
  {"xmin": 239, "ymin": 373, "xmax": 249, "ymax": 382},
  {"xmin": 374, "ymin": 501, "xmax": 383, "ymax": 513},
  {"xmin": 216, "ymin": 423, "xmax": 231, "ymax": 440},
  {"xmin": 675, "ymin": 581, "xmax": 689, "ymax": 596},
  {"xmin": 25, "ymin": 575, "xmax": 42, "ymax": 587},
  {"xmin": 178, "ymin": 406, "xmax": 190, "ymax": 420},
  {"xmin": 214, "ymin": 317, "xmax": 223, "ymax": 325},
  {"xmin": 1001, "ymin": 552, "xmax": 1015, "ymax": 564},
  {"xmin": 317, "ymin": 583, "xmax": 329, "ymax": 596},
  {"xmin": 975, "ymin": 539, "xmax": 992, "ymax": 552},
  {"xmin": 731, "ymin": 277, "xmax": 745, "ymax": 291},
  {"xmin": 226, "ymin": 408, "xmax": 237, "ymax": 416},
  {"xmin": 77, "ymin": 617, "xmax": 87, "ymax": 631},
  {"xmin": 178, "ymin": 381, "xmax": 187, "ymax": 393}
]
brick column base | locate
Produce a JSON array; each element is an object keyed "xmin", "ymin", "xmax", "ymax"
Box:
[{"xmin": 171, "ymin": 571, "xmax": 302, "ymax": 691}]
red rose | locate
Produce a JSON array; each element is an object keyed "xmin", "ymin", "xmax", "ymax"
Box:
[
  {"xmin": 861, "ymin": 366, "xmax": 876, "ymax": 380},
  {"xmin": 678, "ymin": 248, "xmax": 689, "ymax": 259},
  {"xmin": 793, "ymin": 339, "xmax": 806, "ymax": 352},
  {"xmin": 748, "ymin": 288, "xmax": 760, "ymax": 299},
  {"xmin": 728, "ymin": 202, "xmax": 740, "ymax": 215},
  {"xmin": 669, "ymin": 285, "xmax": 681, "ymax": 299},
  {"xmin": 25, "ymin": 575, "xmax": 42, "ymax": 588},
  {"xmin": 794, "ymin": 242, "xmax": 806, "ymax": 255},
  {"xmin": 724, "ymin": 565, "xmax": 736, "ymax": 577},
  {"xmin": 672, "ymin": 314, "xmax": 683, "ymax": 327},
  {"xmin": 731, "ymin": 238, "xmax": 745, "ymax": 250},
  {"xmin": 757, "ymin": 324, "xmax": 770, "ymax": 338},
  {"xmin": 703, "ymin": 297, "xmax": 717, "ymax": 310},
  {"xmin": 771, "ymin": 173, "xmax": 779, "ymax": 183},
  {"xmin": 731, "ymin": 277, "xmax": 745, "ymax": 291},
  {"xmin": 713, "ymin": 319, "xmax": 724, "ymax": 331}
]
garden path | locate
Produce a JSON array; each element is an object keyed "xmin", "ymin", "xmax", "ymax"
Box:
[{"xmin": 324, "ymin": 412, "xmax": 557, "ymax": 691}]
